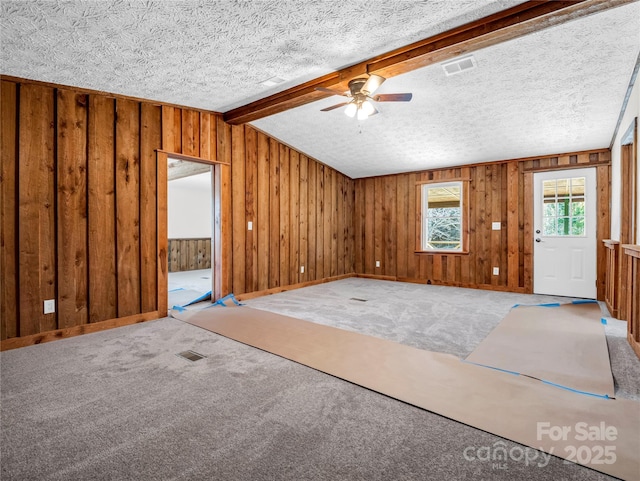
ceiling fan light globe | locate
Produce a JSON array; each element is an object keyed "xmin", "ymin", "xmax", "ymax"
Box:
[
  {"xmin": 344, "ymin": 103, "xmax": 357, "ymax": 117},
  {"xmin": 361, "ymin": 100, "xmax": 375, "ymax": 116},
  {"xmin": 357, "ymin": 107, "xmax": 368, "ymax": 120}
]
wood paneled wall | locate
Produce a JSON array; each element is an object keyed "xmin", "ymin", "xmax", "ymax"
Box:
[
  {"xmin": 1, "ymin": 77, "xmax": 354, "ymax": 346},
  {"xmin": 1, "ymin": 80, "xmax": 163, "ymax": 342},
  {"xmin": 168, "ymin": 238, "xmax": 212, "ymax": 272},
  {"xmin": 230, "ymin": 125, "xmax": 354, "ymax": 295},
  {"xmin": 621, "ymin": 245, "xmax": 640, "ymax": 359},
  {"xmin": 354, "ymin": 150, "xmax": 611, "ymax": 296}
]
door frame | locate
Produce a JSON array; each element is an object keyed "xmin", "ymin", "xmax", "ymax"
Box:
[
  {"xmin": 156, "ymin": 150, "xmax": 226, "ymax": 317},
  {"xmin": 523, "ymin": 163, "xmax": 610, "ymax": 299}
]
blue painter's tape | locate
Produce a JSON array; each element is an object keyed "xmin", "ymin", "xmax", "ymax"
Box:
[
  {"xmin": 168, "ymin": 287, "xmax": 185, "ymax": 292},
  {"xmin": 462, "ymin": 360, "xmax": 520, "ymax": 376},
  {"xmin": 513, "ymin": 302, "xmax": 561, "ymax": 308},
  {"xmin": 541, "ymin": 380, "xmax": 611, "ymax": 400},
  {"xmin": 210, "ymin": 293, "xmax": 244, "ymax": 308},
  {"xmin": 572, "ymin": 299, "xmax": 598, "ymax": 305},
  {"xmin": 172, "ymin": 305, "xmax": 186, "ymax": 312},
  {"xmin": 601, "ymin": 318, "xmax": 608, "ymax": 325},
  {"xmin": 183, "ymin": 290, "xmax": 212, "ymax": 307}
]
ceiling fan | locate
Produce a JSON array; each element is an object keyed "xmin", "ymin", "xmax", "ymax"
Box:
[{"xmin": 317, "ymin": 74, "xmax": 412, "ymax": 120}]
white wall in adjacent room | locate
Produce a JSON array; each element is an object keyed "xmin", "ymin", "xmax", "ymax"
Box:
[{"xmin": 168, "ymin": 172, "xmax": 212, "ymax": 238}]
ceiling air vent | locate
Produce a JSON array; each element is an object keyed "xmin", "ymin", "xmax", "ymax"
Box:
[{"xmin": 441, "ymin": 55, "xmax": 477, "ymax": 76}]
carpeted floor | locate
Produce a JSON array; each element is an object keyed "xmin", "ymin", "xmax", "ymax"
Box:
[{"xmin": 1, "ymin": 278, "xmax": 638, "ymax": 480}]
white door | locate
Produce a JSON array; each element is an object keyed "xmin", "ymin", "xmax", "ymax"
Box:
[{"xmin": 533, "ymin": 168, "xmax": 597, "ymax": 298}]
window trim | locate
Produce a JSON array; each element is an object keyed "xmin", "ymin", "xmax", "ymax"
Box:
[{"xmin": 415, "ymin": 179, "xmax": 470, "ymax": 254}]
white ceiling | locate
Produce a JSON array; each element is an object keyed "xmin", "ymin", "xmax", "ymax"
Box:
[{"xmin": 2, "ymin": 0, "xmax": 639, "ymax": 178}]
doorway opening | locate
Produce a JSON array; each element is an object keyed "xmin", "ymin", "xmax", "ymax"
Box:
[{"xmin": 167, "ymin": 158, "xmax": 214, "ymax": 309}]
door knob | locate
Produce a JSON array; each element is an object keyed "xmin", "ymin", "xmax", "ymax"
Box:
[
  {"xmin": 535, "ymin": 238, "xmax": 541, "ymax": 242},
  {"xmin": 535, "ymin": 229, "xmax": 541, "ymax": 234}
]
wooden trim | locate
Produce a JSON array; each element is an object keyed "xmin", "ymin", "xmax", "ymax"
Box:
[
  {"xmin": 157, "ymin": 149, "xmax": 227, "ymax": 165},
  {"xmin": 415, "ymin": 178, "xmax": 471, "ymax": 185},
  {"xmin": 622, "ymin": 244, "xmax": 640, "ymax": 257},
  {"xmin": 603, "ymin": 239, "xmax": 620, "ymax": 318},
  {"xmin": 157, "ymin": 151, "xmax": 169, "ymax": 318},
  {"xmin": 0, "ymin": 311, "xmax": 160, "ymax": 351},
  {"xmin": 224, "ymin": 1, "xmax": 630, "ymax": 124},
  {"xmin": 521, "ymin": 159, "xmax": 611, "ymax": 173},
  {"xmin": 235, "ymin": 274, "xmax": 354, "ymax": 301},
  {"xmin": 621, "ymin": 244, "xmax": 640, "ymax": 359}
]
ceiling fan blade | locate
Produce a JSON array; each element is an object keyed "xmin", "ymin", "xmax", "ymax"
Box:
[
  {"xmin": 320, "ymin": 102, "xmax": 350, "ymax": 112},
  {"xmin": 362, "ymin": 74, "xmax": 385, "ymax": 95},
  {"xmin": 373, "ymin": 93, "xmax": 413, "ymax": 102},
  {"xmin": 315, "ymin": 86, "xmax": 349, "ymax": 97}
]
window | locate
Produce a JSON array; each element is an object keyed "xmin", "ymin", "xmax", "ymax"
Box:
[
  {"xmin": 542, "ymin": 177, "xmax": 586, "ymax": 237},
  {"xmin": 419, "ymin": 181, "xmax": 466, "ymax": 252}
]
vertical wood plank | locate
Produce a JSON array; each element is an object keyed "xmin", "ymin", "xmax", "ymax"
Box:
[
  {"xmin": 257, "ymin": 132, "xmax": 270, "ymax": 291},
  {"xmin": 299, "ymin": 155, "xmax": 308, "ymax": 281},
  {"xmin": 384, "ymin": 176, "xmax": 397, "ymax": 276},
  {"xmin": 330, "ymin": 169, "xmax": 338, "ymax": 277},
  {"xmin": 523, "ymin": 171, "xmax": 534, "ymax": 292},
  {"xmin": 161, "ymin": 106, "xmax": 176, "ymax": 153},
  {"xmin": 596, "ymin": 165, "xmax": 610, "ymax": 301},
  {"xmin": 115, "ymin": 98, "xmax": 141, "ymax": 317},
  {"xmin": 396, "ymin": 175, "xmax": 408, "ymax": 278},
  {"xmin": 290, "ymin": 150, "xmax": 300, "ymax": 283},
  {"xmin": 181, "ymin": 109, "xmax": 199, "ymax": 157},
  {"xmin": 231, "ymin": 124, "xmax": 246, "ymax": 294},
  {"xmin": 269, "ymin": 138, "xmax": 280, "ymax": 288},
  {"xmin": 18, "ymin": 84, "xmax": 57, "ymax": 335},
  {"xmin": 323, "ymin": 166, "xmax": 332, "ymax": 277},
  {"xmin": 199, "ymin": 112, "xmax": 211, "ymax": 161},
  {"xmin": 140, "ymin": 103, "xmax": 161, "ymax": 313},
  {"xmin": 56, "ymin": 89, "xmax": 88, "ymax": 329},
  {"xmin": 490, "ymin": 164, "xmax": 501, "ymax": 286},
  {"xmin": 279, "ymin": 145, "xmax": 290, "ymax": 286},
  {"xmin": 374, "ymin": 177, "xmax": 383, "ymax": 274},
  {"xmin": 407, "ymin": 173, "xmax": 418, "ymax": 279},
  {"xmin": 363, "ymin": 178, "xmax": 375, "ymax": 275},
  {"xmin": 245, "ymin": 127, "xmax": 258, "ymax": 293},
  {"xmin": 354, "ymin": 179, "xmax": 364, "ymax": 274},
  {"xmin": 506, "ymin": 162, "xmax": 520, "ymax": 288},
  {"xmin": 0, "ymin": 81, "xmax": 18, "ymax": 339},
  {"xmin": 315, "ymin": 164, "xmax": 324, "ymax": 279},
  {"xmin": 88, "ymin": 95, "xmax": 117, "ymax": 322},
  {"xmin": 307, "ymin": 160, "xmax": 317, "ymax": 280}
]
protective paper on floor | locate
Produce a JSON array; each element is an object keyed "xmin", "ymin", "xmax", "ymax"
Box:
[
  {"xmin": 171, "ymin": 305, "xmax": 639, "ymax": 480},
  {"xmin": 465, "ymin": 302, "xmax": 615, "ymax": 397},
  {"xmin": 168, "ymin": 288, "xmax": 212, "ymax": 308}
]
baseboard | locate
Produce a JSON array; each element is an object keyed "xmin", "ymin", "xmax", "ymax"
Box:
[
  {"xmin": 0, "ymin": 311, "xmax": 160, "ymax": 352},
  {"xmin": 354, "ymin": 274, "xmax": 528, "ymax": 293},
  {"xmin": 628, "ymin": 332, "xmax": 640, "ymax": 360},
  {"xmin": 235, "ymin": 274, "xmax": 355, "ymax": 301}
]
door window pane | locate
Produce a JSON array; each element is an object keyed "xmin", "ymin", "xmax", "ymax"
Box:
[{"xmin": 541, "ymin": 177, "xmax": 586, "ymax": 237}]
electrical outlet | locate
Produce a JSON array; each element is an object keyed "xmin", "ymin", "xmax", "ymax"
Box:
[
  {"xmin": 375, "ymin": 261, "xmax": 381, "ymax": 268},
  {"xmin": 247, "ymin": 221, "xmax": 253, "ymax": 231},
  {"xmin": 44, "ymin": 299, "xmax": 55, "ymax": 314},
  {"xmin": 492, "ymin": 222, "xmax": 501, "ymax": 230},
  {"xmin": 492, "ymin": 267, "xmax": 499, "ymax": 276},
  {"xmin": 300, "ymin": 266, "xmax": 304, "ymax": 273}
]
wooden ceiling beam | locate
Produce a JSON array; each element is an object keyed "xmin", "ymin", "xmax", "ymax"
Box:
[{"xmin": 224, "ymin": 0, "xmax": 634, "ymax": 125}]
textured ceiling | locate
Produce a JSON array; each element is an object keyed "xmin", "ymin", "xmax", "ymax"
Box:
[
  {"xmin": 0, "ymin": 0, "xmax": 522, "ymax": 111},
  {"xmin": 254, "ymin": 2, "xmax": 640, "ymax": 177},
  {"xmin": 1, "ymin": 1, "xmax": 639, "ymax": 178}
]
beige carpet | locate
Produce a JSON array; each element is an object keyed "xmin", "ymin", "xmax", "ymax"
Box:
[
  {"xmin": 172, "ymin": 304, "xmax": 640, "ymax": 480},
  {"xmin": 466, "ymin": 302, "xmax": 615, "ymax": 397}
]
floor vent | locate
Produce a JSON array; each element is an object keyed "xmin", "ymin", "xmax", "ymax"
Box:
[
  {"xmin": 350, "ymin": 297, "xmax": 368, "ymax": 302},
  {"xmin": 441, "ymin": 54, "xmax": 477, "ymax": 76},
  {"xmin": 176, "ymin": 350, "xmax": 206, "ymax": 362}
]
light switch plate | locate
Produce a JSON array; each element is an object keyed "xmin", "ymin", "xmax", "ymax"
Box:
[
  {"xmin": 492, "ymin": 222, "xmax": 501, "ymax": 230},
  {"xmin": 375, "ymin": 261, "xmax": 381, "ymax": 268},
  {"xmin": 44, "ymin": 299, "xmax": 55, "ymax": 314},
  {"xmin": 247, "ymin": 221, "xmax": 253, "ymax": 231},
  {"xmin": 492, "ymin": 267, "xmax": 499, "ymax": 276}
]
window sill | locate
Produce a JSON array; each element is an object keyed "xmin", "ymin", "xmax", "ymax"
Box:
[{"xmin": 414, "ymin": 250, "xmax": 469, "ymax": 255}]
